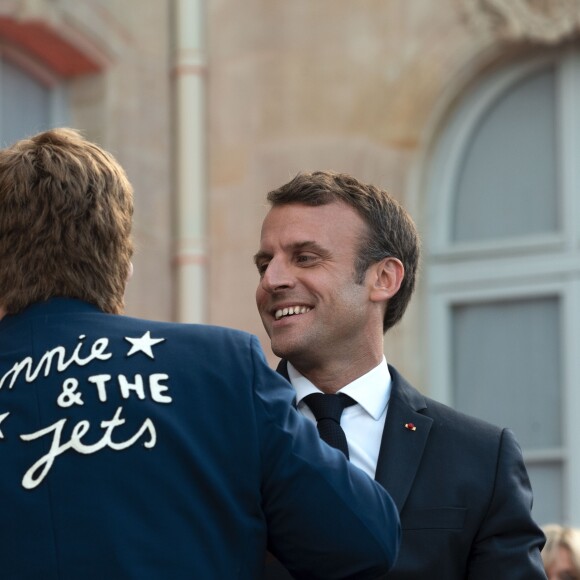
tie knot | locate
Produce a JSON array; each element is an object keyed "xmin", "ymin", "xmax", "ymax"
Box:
[{"xmin": 303, "ymin": 393, "xmax": 356, "ymax": 423}]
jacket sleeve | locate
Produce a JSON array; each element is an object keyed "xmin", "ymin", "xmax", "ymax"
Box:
[
  {"xmin": 249, "ymin": 336, "xmax": 400, "ymax": 579},
  {"xmin": 468, "ymin": 428, "xmax": 547, "ymax": 580}
]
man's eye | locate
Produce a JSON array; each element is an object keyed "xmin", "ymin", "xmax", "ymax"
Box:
[
  {"xmin": 256, "ymin": 262, "xmax": 269, "ymax": 276},
  {"xmin": 296, "ymin": 254, "xmax": 316, "ymax": 265}
]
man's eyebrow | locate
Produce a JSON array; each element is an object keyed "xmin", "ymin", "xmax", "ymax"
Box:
[
  {"xmin": 253, "ymin": 241, "xmax": 329, "ymax": 265},
  {"xmin": 253, "ymin": 250, "xmax": 270, "ymax": 265},
  {"xmin": 291, "ymin": 240, "xmax": 331, "ymax": 256},
  {"xmin": 292, "ymin": 240, "xmax": 322, "ymax": 251},
  {"xmin": 254, "ymin": 240, "xmax": 328, "ymax": 264}
]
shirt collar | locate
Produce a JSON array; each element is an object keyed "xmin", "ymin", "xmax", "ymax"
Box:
[{"xmin": 288, "ymin": 357, "xmax": 391, "ymax": 421}]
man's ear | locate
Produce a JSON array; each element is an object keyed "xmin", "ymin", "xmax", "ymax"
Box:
[{"xmin": 369, "ymin": 257, "xmax": 404, "ymax": 304}]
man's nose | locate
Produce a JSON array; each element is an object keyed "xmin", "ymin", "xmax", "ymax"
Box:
[{"xmin": 260, "ymin": 259, "xmax": 295, "ymax": 293}]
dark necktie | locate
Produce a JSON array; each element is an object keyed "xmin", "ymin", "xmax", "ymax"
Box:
[{"xmin": 303, "ymin": 393, "xmax": 356, "ymax": 459}]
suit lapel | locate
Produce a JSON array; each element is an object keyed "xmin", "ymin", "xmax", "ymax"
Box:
[
  {"xmin": 276, "ymin": 359, "xmax": 289, "ymax": 380},
  {"xmin": 275, "ymin": 360, "xmax": 298, "ymax": 409},
  {"xmin": 374, "ymin": 366, "xmax": 432, "ymax": 512}
]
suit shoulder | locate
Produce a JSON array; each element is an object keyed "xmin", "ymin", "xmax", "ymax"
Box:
[
  {"xmin": 114, "ymin": 315, "xmax": 254, "ymax": 342},
  {"xmin": 389, "ymin": 365, "xmax": 504, "ymax": 441},
  {"xmin": 106, "ymin": 315, "xmax": 263, "ymax": 360},
  {"xmin": 424, "ymin": 395, "xmax": 504, "ymax": 438}
]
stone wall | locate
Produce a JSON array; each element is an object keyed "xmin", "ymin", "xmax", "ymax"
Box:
[{"xmin": 2, "ymin": 0, "xmax": 573, "ymax": 385}]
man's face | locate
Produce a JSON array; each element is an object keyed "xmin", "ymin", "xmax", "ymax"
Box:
[{"xmin": 255, "ymin": 201, "xmax": 379, "ymax": 371}]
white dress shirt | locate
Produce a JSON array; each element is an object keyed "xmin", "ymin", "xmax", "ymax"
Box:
[{"xmin": 288, "ymin": 357, "xmax": 391, "ymax": 479}]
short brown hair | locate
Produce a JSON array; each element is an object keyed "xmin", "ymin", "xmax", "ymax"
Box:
[
  {"xmin": 267, "ymin": 170, "xmax": 420, "ymax": 332},
  {"xmin": 0, "ymin": 128, "xmax": 134, "ymax": 315}
]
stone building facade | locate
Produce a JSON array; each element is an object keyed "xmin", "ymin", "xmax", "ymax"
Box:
[{"xmin": 1, "ymin": 0, "xmax": 579, "ymax": 527}]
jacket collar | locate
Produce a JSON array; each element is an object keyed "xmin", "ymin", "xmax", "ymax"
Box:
[
  {"xmin": 0, "ymin": 298, "xmax": 102, "ymax": 330},
  {"xmin": 374, "ymin": 365, "xmax": 432, "ymax": 511}
]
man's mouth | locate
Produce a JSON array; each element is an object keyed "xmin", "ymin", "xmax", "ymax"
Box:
[{"xmin": 274, "ymin": 305, "xmax": 311, "ymax": 320}]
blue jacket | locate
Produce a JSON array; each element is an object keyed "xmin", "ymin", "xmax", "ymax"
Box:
[{"xmin": 0, "ymin": 298, "xmax": 400, "ymax": 579}]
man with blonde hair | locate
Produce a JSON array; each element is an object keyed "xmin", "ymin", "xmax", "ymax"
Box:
[{"xmin": 0, "ymin": 129, "xmax": 400, "ymax": 579}]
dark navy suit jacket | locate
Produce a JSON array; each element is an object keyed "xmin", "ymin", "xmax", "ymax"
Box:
[
  {"xmin": 0, "ymin": 299, "xmax": 400, "ymax": 579},
  {"xmin": 266, "ymin": 360, "xmax": 546, "ymax": 580}
]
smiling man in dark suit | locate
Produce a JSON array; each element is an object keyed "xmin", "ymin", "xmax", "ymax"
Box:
[
  {"xmin": 0, "ymin": 130, "xmax": 401, "ymax": 579},
  {"xmin": 255, "ymin": 170, "xmax": 546, "ymax": 579}
]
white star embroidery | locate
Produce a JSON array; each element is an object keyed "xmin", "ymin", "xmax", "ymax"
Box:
[
  {"xmin": 0, "ymin": 412, "xmax": 10, "ymax": 439},
  {"xmin": 125, "ymin": 331, "xmax": 165, "ymax": 359}
]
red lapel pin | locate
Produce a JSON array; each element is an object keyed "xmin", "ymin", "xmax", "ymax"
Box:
[{"xmin": 404, "ymin": 422, "xmax": 417, "ymax": 431}]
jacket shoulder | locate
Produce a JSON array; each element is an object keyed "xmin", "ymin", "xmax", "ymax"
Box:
[
  {"xmin": 113, "ymin": 315, "xmax": 255, "ymax": 343},
  {"xmin": 389, "ymin": 364, "xmax": 505, "ymax": 441}
]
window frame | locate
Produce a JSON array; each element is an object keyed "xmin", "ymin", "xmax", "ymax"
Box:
[
  {"xmin": 0, "ymin": 43, "xmax": 69, "ymax": 138},
  {"xmin": 426, "ymin": 47, "xmax": 580, "ymax": 525}
]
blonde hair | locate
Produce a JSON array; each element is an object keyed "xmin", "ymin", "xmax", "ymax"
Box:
[
  {"xmin": 0, "ymin": 128, "xmax": 134, "ymax": 314},
  {"xmin": 542, "ymin": 524, "xmax": 580, "ymax": 574}
]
